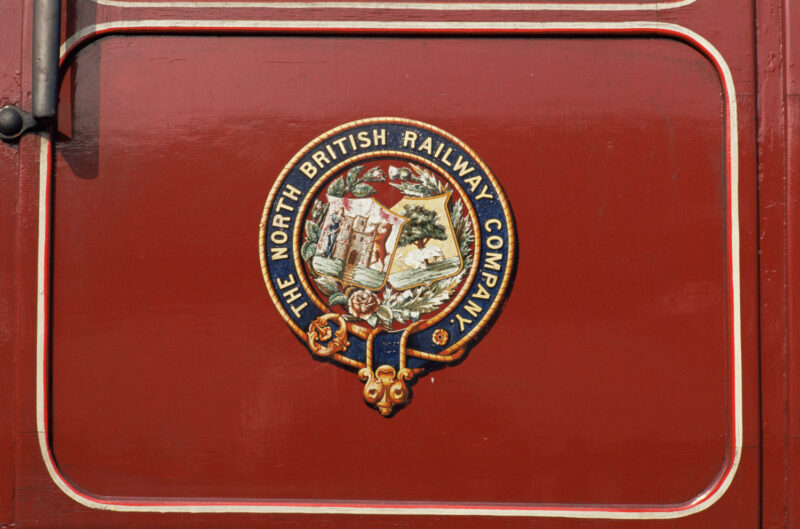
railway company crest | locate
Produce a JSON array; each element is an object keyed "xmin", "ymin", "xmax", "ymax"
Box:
[{"xmin": 260, "ymin": 118, "xmax": 516, "ymax": 416}]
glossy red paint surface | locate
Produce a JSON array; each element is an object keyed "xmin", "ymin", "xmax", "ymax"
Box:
[
  {"xmin": 0, "ymin": 0, "xmax": 23, "ymax": 523},
  {"xmin": 2, "ymin": 0, "xmax": 795, "ymax": 527},
  {"xmin": 783, "ymin": 2, "xmax": 800, "ymax": 528},
  {"xmin": 48, "ymin": 35, "xmax": 729, "ymax": 504}
]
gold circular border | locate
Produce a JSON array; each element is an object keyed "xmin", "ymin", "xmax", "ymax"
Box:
[{"xmin": 259, "ymin": 117, "xmax": 516, "ymax": 359}]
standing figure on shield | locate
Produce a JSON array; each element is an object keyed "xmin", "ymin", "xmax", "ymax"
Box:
[{"xmin": 322, "ymin": 207, "xmax": 344, "ymax": 258}]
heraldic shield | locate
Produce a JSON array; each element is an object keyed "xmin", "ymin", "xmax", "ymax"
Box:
[{"xmin": 260, "ymin": 118, "xmax": 516, "ymax": 416}]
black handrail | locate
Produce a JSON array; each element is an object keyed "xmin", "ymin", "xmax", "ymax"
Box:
[{"xmin": 32, "ymin": 0, "xmax": 61, "ymax": 120}]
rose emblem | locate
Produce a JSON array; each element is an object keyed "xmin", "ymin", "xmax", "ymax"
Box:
[
  {"xmin": 432, "ymin": 329, "xmax": 449, "ymax": 346},
  {"xmin": 348, "ymin": 289, "xmax": 380, "ymax": 319}
]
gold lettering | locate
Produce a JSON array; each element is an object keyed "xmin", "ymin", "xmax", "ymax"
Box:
[
  {"xmin": 272, "ymin": 214, "xmax": 291, "ymax": 230},
  {"xmin": 473, "ymin": 282, "xmax": 491, "ymax": 299},
  {"xmin": 475, "ymin": 184, "xmax": 494, "ymax": 201},
  {"xmin": 270, "ymin": 230, "xmax": 288, "ymax": 245},
  {"xmin": 453, "ymin": 155, "xmax": 475, "ymax": 177},
  {"xmin": 332, "ymin": 137, "xmax": 348, "ymax": 154},
  {"xmin": 482, "ymin": 272, "xmax": 498, "ymax": 288},
  {"xmin": 441, "ymin": 147, "xmax": 453, "ymax": 166},
  {"xmin": 275, "ymin": 197, "xmax": 294, "ymax": 213},
  {"xmin": 484, "ymin": 219, "xmax": 502, "ymax": 232},
  {"xmin": 484, "ymin": 252, "xmax": 503, "ymax": 271},
  {"xmin": 402, "ymin": 130, "xmax": 418, "ymax": 148},
  {"xmin": 290, "ymin": 301, "xmax": 308, "ymax": 319},
  {"xmin": 486, "ymin": 235, "xmax": 503, "ymax": 250},
  {"xmin": 282, "ymin": 184, "xmax": 302, "ymax": 201},
  {"xmin": 300, "ymin": 161, "xmax": 317, "ymax": 178},
  {"xmin": 277, "ymin": 275, "xmax": 296, "ymax": 290},
  {"xmin": 464, "ymin": 175, "xmax": 481, "ymax": 192},
  {"xmin": 464, "ymin": 299, "xmax": 483, "ymax": 318},
  {"xmin": 325, "ymin": 144, "xmax": 337, "ymax": 160},
  {"xmin": 418, "ymin": 136, "xmax": 433, "ymax": 155},
  {"xmin": 283, "ymin": 286, "xmax": 302, "ymax": 304},
  {"xmin": 270, "ymin": 246, "xmax": 288, "ymax": 261},
  {"xmin": 312, "ymin": 150, "xmax": 330, "ymax": 168},
  {"xmin": 455, "ymin": 313, "xmax": 473, "ymax": 332}
]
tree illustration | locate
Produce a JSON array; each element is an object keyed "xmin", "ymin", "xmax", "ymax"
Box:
[{"xmin": 397, "ymin": 204, "xmax": 447, "ymax": 250}]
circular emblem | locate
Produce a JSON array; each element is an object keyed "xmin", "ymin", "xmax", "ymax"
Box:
[{"xmin": 260, "ymin": 118, "xmax": 516, "ymax": 416}]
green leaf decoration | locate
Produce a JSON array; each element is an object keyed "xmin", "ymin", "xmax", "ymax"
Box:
[
  {"xmin": 389, "ymin": 164, "xmax": 450, "ymax": 198},
  {"xmin": 450, "ymin": 198, "xmax": 474, "ymax": 268},
  {"xmin": 361, "ymin": 167, "xmax": 386, "ymax": 182},
  {"xmin": 301, "ymin": 241, "xmax": 317, "ymax": 262},
  {"xmin": 314, "ymin": 276, "xmax": 340, "ymax": 296},
  {"xmin": 409, "ymin": 163, "xmax": 428, "ymax": 179},
  {"xmin": 346, "ymin": 166, "xmax": 363, "ymax": 190},
  {"xmin": 311, "ymin": 200, "xmax": 328, "ymax": 224},
  {"xmin": 383, "ymin": 274, "xmax": 461, "ymax": 316},
  {"xmin": 351, "ymin": 183, "xmax": 377, "ymax": 198},
  {"xmin": 365, "ymin": 313, "xmax": 379, "ymax": 327},
  {"xmin": 389, "ymin": 182, "xmax": 430, "ymax": 197},
  {"xmin": 376, "ymin": 305, "xmax": 393, "ymax": 327},
  {"xmin": 328, "ymin": 293, "xmax": 348, "ymax": 306},
  {"xmin": 305, "ymin": 220, "xmax": 321, "ymax": 243},
  {"xmin": 388, "ymin": 165, "xmax": 414, "ymax": 181},
  {"xmin": 327, "ymin": 176, "xmax": 346, "ymax": 197}
]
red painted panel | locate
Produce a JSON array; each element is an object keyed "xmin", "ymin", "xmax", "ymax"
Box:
[
  {"xmin": 756, "ymin": 0, "xmax": 790, "ymax": 525},
  {"xmin": 787, "ymin": 2, "xmax": 800, "ymax": 528},
  {"xmin": 82, "ymin": 0, "xmax": 694, "ymax": 5},
  {"xmin": 0, "ymin": 0, "xmax": 22, "ymax": 523},
  {"xmin": 0, "ymin": 0, "xmax": 776, "ymax": 526},
  {"xmin": 49, "ymin": 35, "xmax": 730, "ymax": 506}
]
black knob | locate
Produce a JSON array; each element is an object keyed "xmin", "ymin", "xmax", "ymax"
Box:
[{"xmin": 0, "ymin": 106, "xmax": 24, "ymax": 138}]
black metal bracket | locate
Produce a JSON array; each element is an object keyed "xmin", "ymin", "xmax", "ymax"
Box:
[
  {"xmin": 2, "ymin": 0, "xmax": 61, "ymax": 143},
  {"xmin": 0, "ymin": 106, "xmax": 38, "ymax": 142}
]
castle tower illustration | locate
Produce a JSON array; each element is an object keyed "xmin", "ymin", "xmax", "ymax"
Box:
[
  {"xmin": 311, "ymin": 196, "xmax": 407, "ymax": 290},
  {"xmin": 333, "ymin": 214, "xmax": 376, "ymax": 268}
]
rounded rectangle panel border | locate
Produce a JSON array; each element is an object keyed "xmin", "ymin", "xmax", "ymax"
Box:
[
  {"xmin": 36, "ymin": 20, "xmax": 740, "ymax": 519},
  {"xmin": 86, "ymin": 0, "xmax": 697, "ymax": 11}
]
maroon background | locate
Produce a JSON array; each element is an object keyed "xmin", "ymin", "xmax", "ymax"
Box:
[
  {"xmin": 2, "ymin": 0, "xmax": 788, "ymax": 526},
  {"xmin": 50, "ymin": 36, "xmax": 728, "ymax": 504}
]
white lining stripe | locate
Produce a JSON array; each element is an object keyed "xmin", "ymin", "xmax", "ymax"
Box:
[
  {"xmin": 40, "ymin": 20, "xmax": 741, "ymax": 517},
  {"xmin": 89, "ymin": 0, "xmax": 697, "ymax": 11}
]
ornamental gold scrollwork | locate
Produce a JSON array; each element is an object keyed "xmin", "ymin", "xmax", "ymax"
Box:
[
  {"xmin": 358, "ymin": 365, "xmax": 414, "ymax": 417},
  {"xmin": 307, "ymin": 314, "xmax": 350, "ymax": 357}
]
